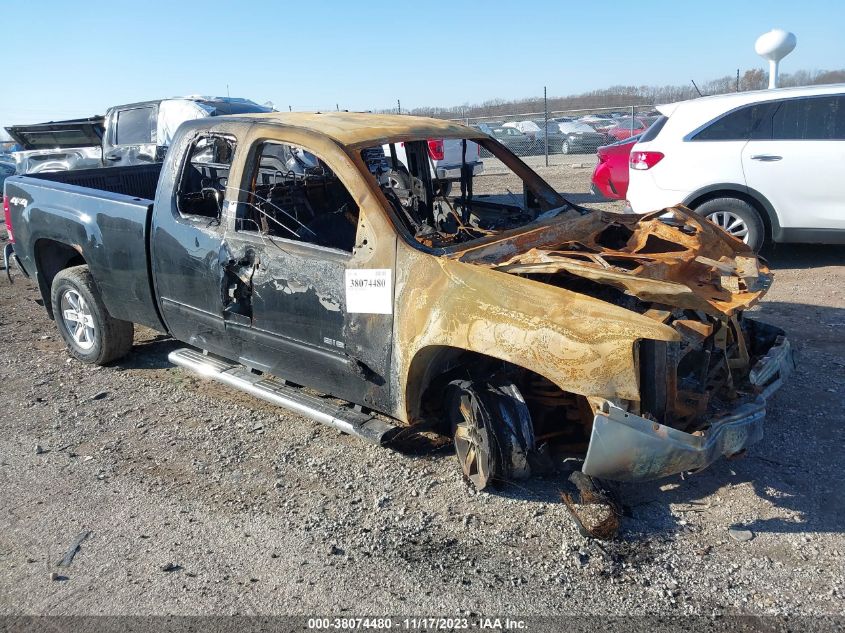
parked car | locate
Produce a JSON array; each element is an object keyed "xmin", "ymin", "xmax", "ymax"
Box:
[
  {"xmin": 4, "ymin": 113, "xmax": 793, "ymax": 514},
  {"xmin": 626, "ymin": 84, "xmax": 845, "ymax": 251},
  {"xmin": 475, "ymin": 123, "xmax": 534, "ymax": 155},
  {"xmin": 501, "ymin": 120, "xmax": 540, "ymax": 139},
  {"xmin": 501, "ymin": 120, "xmax": 565, "ymax": 152},
  {"xmin": 591, "ymin": 134, "xmax": 641, "ymax": 199},
  {"xmin": 577, "ymin": 114, "xmax": 615, "ymax": 131},
  {"xmin": 5, "ymin": 96, "xmax": 272, "ymax": 174},
  {"xmin": 556, "ymin": 121, "xmax": 607, "ymax": 154},
  {"xmin": 604, "ymin": 117, "xmax": 653, "ymax": 142}
]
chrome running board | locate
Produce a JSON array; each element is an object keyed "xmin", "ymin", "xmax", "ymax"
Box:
[{"xmin": 168, "ymin": 347, "xmax": 400, "ymax": 445}]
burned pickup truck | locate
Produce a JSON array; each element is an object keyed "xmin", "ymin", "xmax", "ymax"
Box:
[{"xmin": 3, "ymin": 112, "xmax": 793, "ymax": 497}]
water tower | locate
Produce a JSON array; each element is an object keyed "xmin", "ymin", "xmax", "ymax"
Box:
[{"xmin": 755, "ymin": 29, "xmax": 797, "ymax": 89}]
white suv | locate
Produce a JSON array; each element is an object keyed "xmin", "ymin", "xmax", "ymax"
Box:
[{"xmin": 626, "ymin": 84, "xmax": 845, "ymax": 251}]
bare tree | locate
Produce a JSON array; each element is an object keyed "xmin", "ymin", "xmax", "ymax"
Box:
[{"xmin": 383, "ymin": 67, "xmax": 845, "ymax": 119}]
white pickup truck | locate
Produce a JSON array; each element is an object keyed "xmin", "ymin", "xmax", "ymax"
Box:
[
  {"xmin": 380, "ymin": 138, "xmax": 483, "ymax": 194},
  {"xmin": 5, "ymin": 96, "xmax": 271, "ymax": 174}
]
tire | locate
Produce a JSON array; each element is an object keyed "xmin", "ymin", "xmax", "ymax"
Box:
[
  {"xmin": 446, "ymin": 379, "xmax": 534, "ymax": 491},
  {"xmin": 50, "ymin": 265, "xmax": 134, "ymax": 365},
  {"xmin": 694, "ymin": 197, "xmax": 765, "ymax": 252},
  {"xmin": 436, "ymin": 180, "xmax": 453, "ymax": 197}
]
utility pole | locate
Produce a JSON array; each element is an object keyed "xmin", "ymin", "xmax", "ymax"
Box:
[{"xmin": 543, "ymin": 86, "xmax": 549, "ymax": 167}]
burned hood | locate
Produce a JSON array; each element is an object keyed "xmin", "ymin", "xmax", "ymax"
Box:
[{"xmin": 453, "ymin": 206, "xmax": 771, "ymax": 317}]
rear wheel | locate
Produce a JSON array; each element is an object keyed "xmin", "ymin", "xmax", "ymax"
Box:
[
  {"xmin": 51, "ymin": 265, "xmax": 134, "ymax": 365},
  {"xmin": 695, "ymin": 197, "xmax": 765, "ymax": 252}
]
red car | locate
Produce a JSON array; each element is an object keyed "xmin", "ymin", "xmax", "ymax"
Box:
[
  {"xmin": 590, "ymin": 134, "xmax": 640, "ymax": 200},
  {"xmin": 604, "ymin": 117, "xmax": 654, "ymax": 142}
]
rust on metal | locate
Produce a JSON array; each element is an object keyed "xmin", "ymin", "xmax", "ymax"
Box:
[{"xmin": 205, "ymin": 113, "xmax": 786, "ymax": 486}]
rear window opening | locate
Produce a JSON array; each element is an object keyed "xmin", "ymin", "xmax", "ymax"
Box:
[
  {"xmin": 236, "ymin": 142, "xmax": 360, "ymax": 252},
  {"xmin": 360, "ymin": 138, "xmax": 572, "ymax": 249},
  {"xmin": 638, "ymin": 115, "xmax": 667, "ymax": 143}
]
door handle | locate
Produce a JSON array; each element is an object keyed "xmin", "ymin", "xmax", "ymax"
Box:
[
  {"xmin": 104, "ymin": 155, "xmax": 121, "ymax": 162},
  {"xmin": 750, "ymin": 154, "xmax": 782, "ymax": 161}
]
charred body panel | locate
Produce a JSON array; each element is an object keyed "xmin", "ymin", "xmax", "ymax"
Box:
[
  {"xmin": 148, "ymin": 118, "xmax": 400, "ymax": 411},
  {"xmin": 7, "ymin": 112, "xmax": 795, "ymax": 486}
]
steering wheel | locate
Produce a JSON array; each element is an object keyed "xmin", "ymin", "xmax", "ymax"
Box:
[{"xmin": 200, "ymin": 186, "xmax": 223, "ymax": 213}]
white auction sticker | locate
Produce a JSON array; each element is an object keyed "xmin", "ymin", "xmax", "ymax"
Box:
[{"xmin": 345, "ymin": 269, "xmax": 392, "ymax": 315}]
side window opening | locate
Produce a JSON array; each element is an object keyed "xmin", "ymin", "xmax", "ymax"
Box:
[
  {"xmin": 115, "ymin": 107, "xmax": 155, "ymax": 145},
  {"xmin": 639, "ymin": 115, "xmax": 667, "ymax": 142},
  {"xmin": 692, "ymin": 106, "xmax": 753, "ymax": 141},
  {"xmin": 237, "ymin": 141, "xmax": 360, "ymax": 253},
  {"xmin": 176, "ymin": 135, "xmax": 236, "ymax": 219},
  {"xmin": 771, "ymin": 96, "xmax": 845, "ymax": 140}
]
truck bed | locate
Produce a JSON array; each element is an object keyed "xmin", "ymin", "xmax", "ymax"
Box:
[
  {"xmin": 4, "ymin": 163, "xmax": 165, "ymax": 331},
  {"xmin": 28, "ymin": 163, "xmax": 161, "ymax": 201}
]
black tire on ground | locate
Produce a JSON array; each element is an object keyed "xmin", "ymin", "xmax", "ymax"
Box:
[
  {"xmin": 50, "ymin": 265, "xmax": 134, "ymax": 365},
  {"xmin": 694, "ymin": 197, "xmax": 765, "ymax": 252},
  {"xmin": 446, "ymin": 379, "xmax": 534, "ymax": 491},
  {"xmin": 436, "ymin": 180, "xmax": 453, "ymax": 197}
]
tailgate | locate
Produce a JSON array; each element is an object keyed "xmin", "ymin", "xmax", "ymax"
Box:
[
  {"xmin": 440, "ymin": 138, "xmax": 480, "ymax": 166},
  {"xmin": 6, "ymin": 117, "xmax": 105, "ymax": 150}
]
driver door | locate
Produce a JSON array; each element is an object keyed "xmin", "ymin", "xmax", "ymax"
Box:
[{"xmin": 221, "ymin": 136, "xmax": 397, "ymax": 411}]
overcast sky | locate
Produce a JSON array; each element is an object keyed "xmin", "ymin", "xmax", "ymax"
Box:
[{"xmin": 2, "ymin": 0, "xmax": 843, "ymax": 129}]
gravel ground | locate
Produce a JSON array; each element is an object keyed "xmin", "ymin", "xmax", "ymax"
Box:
[{"xmin": 0, "ymin": 165, "xmax": 843, "ymax": 617}]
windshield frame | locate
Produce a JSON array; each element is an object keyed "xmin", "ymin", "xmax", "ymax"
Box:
[{"xmin": 355, "ymin": 134, "xmax": 576, "ymax": 255}]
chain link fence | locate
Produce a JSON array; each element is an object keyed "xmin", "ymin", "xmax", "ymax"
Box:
[{"xmin": 450, "ymin": 104, "xmax": 658, "ymax": 162}]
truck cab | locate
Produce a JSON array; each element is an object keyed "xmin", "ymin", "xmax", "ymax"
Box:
[
  {"xmin": 5, "ymin": 96, "xmax": 272, "ymax": 174},
  {"xmin": 3, "ymin": 113, "xmax": 794, "ymax": 505}
]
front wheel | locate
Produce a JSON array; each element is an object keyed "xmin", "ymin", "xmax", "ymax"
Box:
[
  {"xmin": 695, "ymin": 197, "xmax": 765, "ymax": 252},
  {"xmin": 51, "ymin": 265, "xmax": 134, "ymax": 365},
  {"xmin": 446, "ymin": 379, "xmax": 534, "ymax": 490}
]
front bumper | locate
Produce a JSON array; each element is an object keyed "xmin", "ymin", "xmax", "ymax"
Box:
[{"xmin": 582, "ymin": 333, "xmax": 795, "ymax": 482}]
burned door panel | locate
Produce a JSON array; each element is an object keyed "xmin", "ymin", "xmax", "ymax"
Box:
[
  {"xmin": 222, "ymin": 233, "xmax": 393, "ymax": 410},
  {"xmin": 220, "ymin": 136, "xmax": 398, "ymax": 410}
]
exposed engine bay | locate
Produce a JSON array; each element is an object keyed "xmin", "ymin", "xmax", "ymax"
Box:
[
  {"xmin": 361, "ymin": 138, "xmax": 572, "ymax": 249},
  {"xmin": 455, "ymin": 205, "xmax": 784, "ymax": 439}
]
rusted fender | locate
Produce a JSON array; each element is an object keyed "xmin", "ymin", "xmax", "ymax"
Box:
[{"xmin": 394, "ymin": 246, "xmax": 680, "ymax": 422}]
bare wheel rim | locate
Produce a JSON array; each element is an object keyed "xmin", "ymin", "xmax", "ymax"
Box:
[
  {"xmin": 453, "ymin": 392, "xmax": 494, "ymax": 489},
  {"xmin": 705, "ymin": 210, "xmax": 750, "ymax": 243},
  {"xmin": 60, "ymin": 289, "xmax": 96, "ymax": 350}
]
